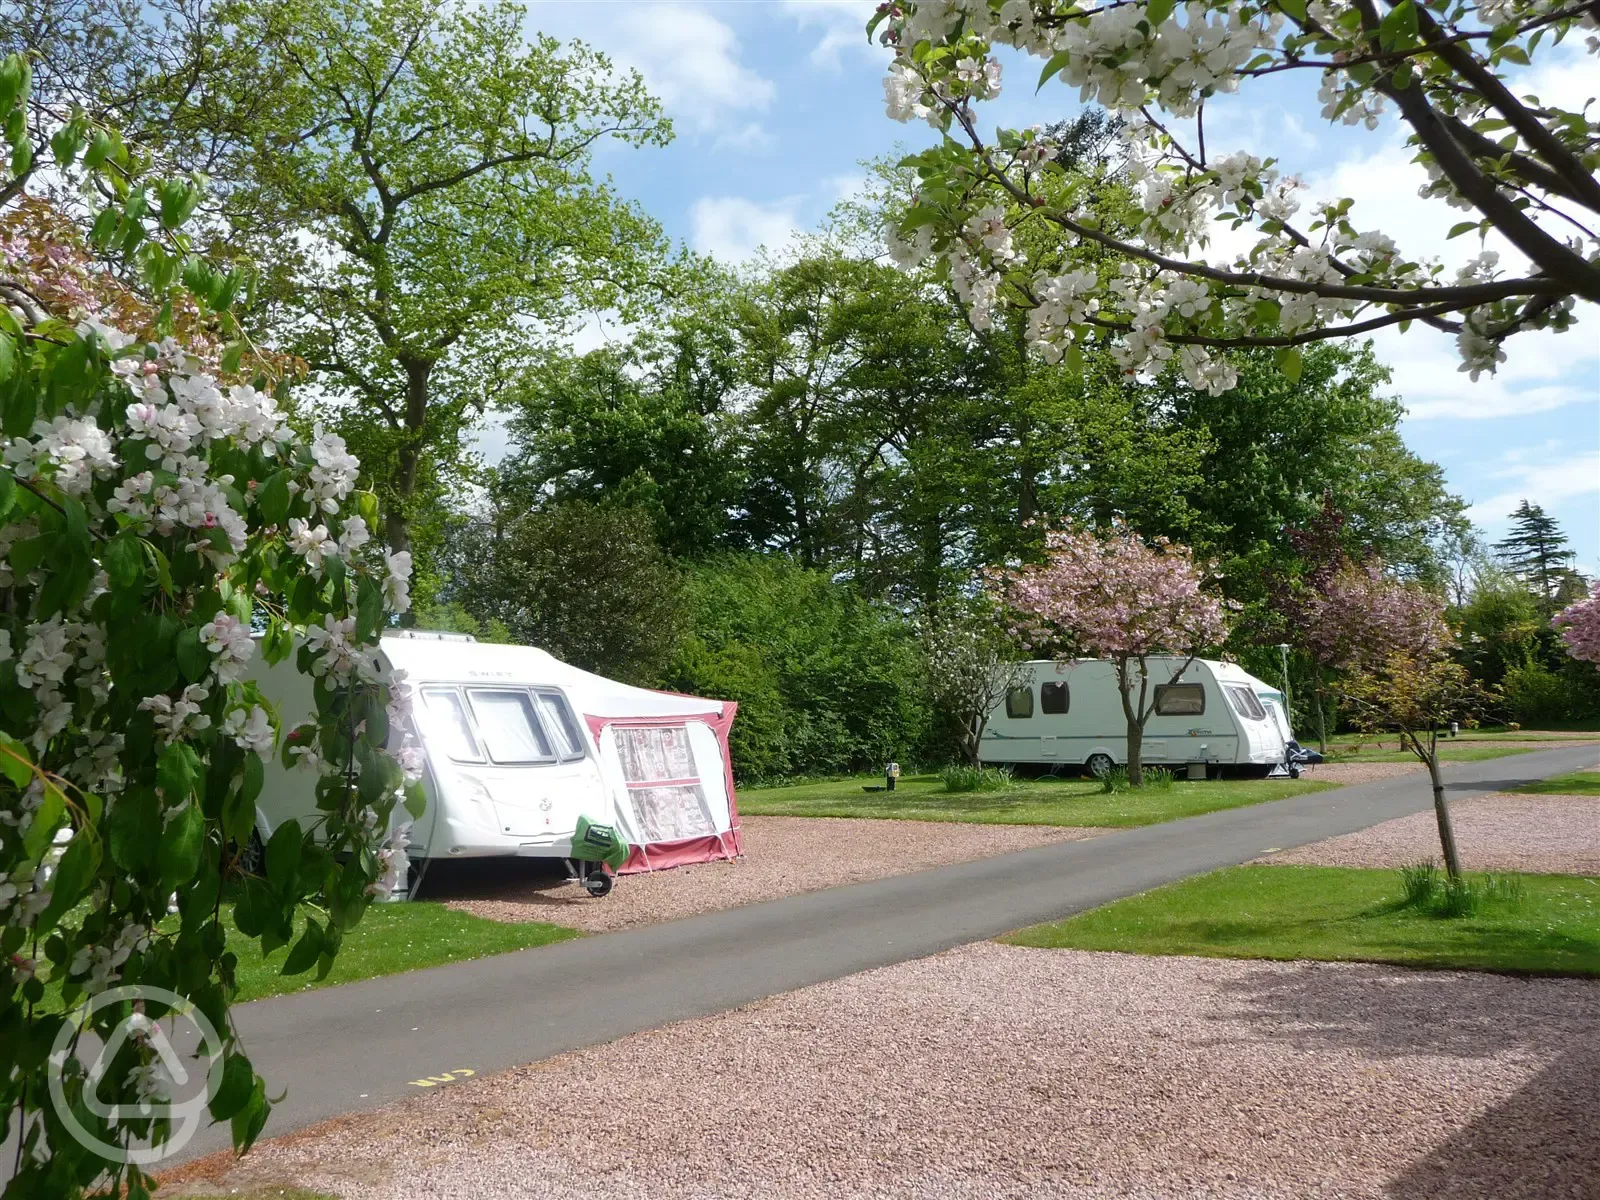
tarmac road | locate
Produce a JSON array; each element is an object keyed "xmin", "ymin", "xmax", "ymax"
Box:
[{"xmin": 13, "ymin": 744, "xmax": 1600, "ymax": 1172}]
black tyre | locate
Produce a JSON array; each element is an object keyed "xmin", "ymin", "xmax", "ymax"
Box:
[
  {"xmin": 1288, "ymin": 763, "xmax": 1302, "ymax": 779},
  {"xmin": 1085, "ymin": 753, "xmax": 1115, "ymax": 779},
  {"xmin": 584, "ymin": 871, "xmax": 613, "ymax": 898},
  {"xmin": 236, "ymin": 829, "xmax": 265, "ymax": 876}
]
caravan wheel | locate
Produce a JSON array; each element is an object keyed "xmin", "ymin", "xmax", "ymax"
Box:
[
  {"xmin": 584, "ymin": 871, "xmax": 613, "ymax": 898},
  {"xmin": 1085, "ymin": 753, "xmax": 1115, "ymax": 779},
  {"xmin": 236, "ymin": 830, "xmax": 265, "ymax": 877}
]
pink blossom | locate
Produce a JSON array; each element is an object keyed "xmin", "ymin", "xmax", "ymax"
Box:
[
  {"xmin": 994, "ymin": 523, "xmax": 1228, "ymax": 660},
  {"xmin": 1302, "ymin": 564, "xmax": 1453, "ymax": 672},
  {"xmin": 1556, "ymin": 583, "xmax": 1600, "ymax": 666}
]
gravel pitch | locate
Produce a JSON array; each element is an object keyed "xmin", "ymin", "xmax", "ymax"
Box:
[
  {"xmin": 164, "ymin": 943, "xmax": 1600, "ymax": 1200},
  {"xmin": 437, "ymin": 816, "xmax": 1099, "ymax": 933},
  {"xmin": 1261, "ymin": 789, "xmax": 1600, "ymax": 874},
  {"xmin": 1298, "ymin": 761, "xmax": 1425, "ymax": 786}
]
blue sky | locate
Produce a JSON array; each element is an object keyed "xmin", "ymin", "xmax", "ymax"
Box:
[{"xmin": 524, "ymin": 1, "xmax": 1600, "ymax": 571}]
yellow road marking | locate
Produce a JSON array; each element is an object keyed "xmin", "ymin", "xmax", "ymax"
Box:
[{"xmin": 408, "ymin": 1068, "xmax": 477, "ymax": 1087}]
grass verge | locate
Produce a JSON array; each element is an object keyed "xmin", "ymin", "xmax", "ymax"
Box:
[
  {"xmin": 1514, "ymin": 770, "xmax": 1600, "ymax": 796},
  {"xmin": 739, "ymin": 773, "xmax": 1335, "ymax": 828},
  {"xmin": 230, "ymin": 901, "xmax": 578, "ymax": 1003},
  {"xmin": 1003, "ymin": 864, "xmax": 1600, "ymax": 976}
]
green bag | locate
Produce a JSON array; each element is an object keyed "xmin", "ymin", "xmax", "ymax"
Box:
[{"xmin": 571, "ymin": 814, "xmax": 629, "ymax": 870}]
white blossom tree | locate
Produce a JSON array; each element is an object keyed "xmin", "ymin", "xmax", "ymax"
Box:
[{"xmin": 869, "ymin": 0, "xmax": 1597, "ymax": 393}]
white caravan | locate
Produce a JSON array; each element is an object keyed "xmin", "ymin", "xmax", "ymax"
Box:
[
  {"xmin": 978, "ymin": 657, "xmax": 1292, "ymax": 776},
  {"xmin": 245, "ymin": 632, "xmax": 742, "ymax": 892}
]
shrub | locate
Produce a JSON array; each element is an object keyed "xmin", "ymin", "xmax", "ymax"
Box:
[
  {"xmin": 1435, "ymin": 874, "xmax": 1479, "ymax": 918},
  {"xmin": 1481, "ymin": 873, "xmax": 1527, "ymax": 907},
  {"xmin": 940, "ymin": 764, "xmax": 1013, "ymax": 793},
  {"xmin": 666, "ymin": 555, "xmax": 930, "ymax": 780},
  {"xmin": 1398, "ymin": 860, "xmax": 1440, "ymax": 908}
]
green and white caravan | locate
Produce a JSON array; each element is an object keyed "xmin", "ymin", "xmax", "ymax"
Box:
[{"xmin": 979, "ymin": 657, "xmax": 1292, "ymax": 777}]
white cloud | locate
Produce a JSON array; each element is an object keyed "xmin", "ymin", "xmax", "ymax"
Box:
[
  {"xmin": 715, "ymin": 122, "xmax": 777, "ymax": 153},
  {"xmin": 594, "ymin": 4, "xmax": 775, "ymax": 139},
  {"xmin": 690, "ymin": 195, "xmax": 804, "ymax": 262},
  {"xmin": 782, "ymin": 0, "xmax": 877, "ymax": 68},
  {"xmin": 1465, "ymin": 447, "xmax": 1600, "ymax": 531},
  {"xmin": 1378, "ymin": 320, "xmax": 1599, "ymax": 421}
]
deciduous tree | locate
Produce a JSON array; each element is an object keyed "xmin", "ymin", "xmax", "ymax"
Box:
[
  {"xmin": 1556, "ymin": 582, "xmax": 1600, "ymax": 666},
  {"xmin": 996, "ymin": 523, "xmax": 1228, "ymax": 785},
  {"xmin": 871, "ymin": 0, "xmax": 1597, "ymax": 389},
  {"xmin": 1306, "ymin": 563, "xmax": 1480, "ymax": 875},
  {"xmin": 0, "ymin": 67, "xmax": 412, "ymax": 1193},
  {"xmin": 209, "ymin": 0, "xmax": 671, "ymax": 557}
]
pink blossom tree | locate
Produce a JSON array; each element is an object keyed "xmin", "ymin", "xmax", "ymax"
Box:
[
  {"xmin": 996, "ymin": 524, "xmax": 1227, "ymax": 786},
  {"xmin": 1306, "ymin": 564, "xmax": 1483, "ymax": 878},
  {"xmin": 1555, "ymin": 583, "xmax": 1600, "ymax": 667}
]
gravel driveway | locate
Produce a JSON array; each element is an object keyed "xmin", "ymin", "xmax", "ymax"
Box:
[
  {"xmin": 165, "ymin": 943, "xmax": 1600, "ymax": 1200},
  {"xmin": 1261, "ymin": 789, "xmax": 1600, "ymax": 874},
  {"xmin": 436, "ymin": 816, "xmax": 1099, "ymax": 933}
]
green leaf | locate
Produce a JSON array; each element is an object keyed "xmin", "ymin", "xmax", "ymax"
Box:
[
  {"xmin": 1276, "ymin": 0, "xmax": 1308, "ymax": 22},
  {"xmin": 156, "ymin": 743, "xmax": 201, "ymax": 806},
  {"xmin": 0, "ymin": 732, "xmax": 32, "ymax": 787},
  {"xmin": 357, "ymin": 490, "xmax": 379, "ymax": 533},
  {"xmin": 257, "ymin": 470, "xmax": 292, "ymax": 526},
  {"xmin": 265, "ymin": 819, "xmax": 302, "ymax": 896},
  {"xmin": 158, "ymin": 802, "xmax": 205, "ymax": 890},
  {"xmin": 262, "ymin": 617, "xmax": 294, "ymax": 665},
  {"xmin": 83, "ymin": 129, "xmax": 113, "ymax": 170},
  {"xmin": 1276, "ymin": 345, "xmax": 1304, "ymax": 384},
  {"xmin": 36, "ymin": 831, "xmax": 99, "ymax": 933},
  {"xmin": 107, "ymin": 787, "xmax": 161, "ymax": 874},
  {"xmin": 102, "ymin": 531, "xmax": 145, "ymax": 589},
  {"xmin": 1036, "ymin": 50, "xmax": 1072, "ymax": 92},
  {"xmin": 403, "ymin": 780, "xmax": 427, "ymax": 822},
  {"xmin": 0, "ymin": 330, "xmax": 14, "ymax": 383},
  {"xmin": 1144, "ymin": 0, "xmax": 1177, "ymax": 28},
  {"xmin": 1377, "ymin": 0, "xmax": 1417, "ymax": 50},
  {"xmin": 176, "ymin": 626, "xmax": 211, "ymax": 683},
  {"xmin": 288, "ymin": 573, "xmax": 320, "ymax": 622},
  {"xmin": 230, "ymin": 1078, "xmax": 270, "ymax": 1152},
  {"xmin": 280, "ymin": 918, "xmax": 324, "ymax": 977},
  {"xmin": 1446, "ymin": 221, "xmax": 1479, "ymax": 239},
  {"xmin": 22, "ymin": 781, "xmax": 65, "ymax": 858},
  {"xmin": 208, "ymin": 1054, "xmax": 256, "ymax": 1122}
]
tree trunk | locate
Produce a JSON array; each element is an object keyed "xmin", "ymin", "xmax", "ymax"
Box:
[
  {"xmin": 1424, "ymin": 752, "xmax": 1464, "ymax": 878},
  {"xmin": 1126, "ymin": 720, "xmax": 1144, "ymax": 787},
  {"xmin": 386, "ymin": 355, "xmax": 434, "ymax": 557}
]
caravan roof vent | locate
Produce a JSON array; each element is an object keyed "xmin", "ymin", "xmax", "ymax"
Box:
[{"xmin": 387, "ymin": 630, "xmax": 478, "ymax": 642}]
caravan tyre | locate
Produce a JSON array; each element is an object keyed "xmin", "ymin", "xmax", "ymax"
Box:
[
  {"xmin": 584, "ymin": 871, "xmax": 613, "ymax": 898},
  {"xmin": 1085, "ymin": 753, "xmax": 1115, "ymax": 779},
  {"xmin": 236, "ymin": 829, "xmax": 265, "ymax": 877}
]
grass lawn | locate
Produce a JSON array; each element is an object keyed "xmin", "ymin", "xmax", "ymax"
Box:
[
  {"xmin": 1515, "ymin": 770, "xmax": 1600, "ymax": 796},
  {"xmin": 228, "ymin": 901, "xmax": 578, "ymax": 1003},
  {"xmin": 1004, "ymin": 864, "xmax": 1600, "ymax": 976},
  {"xmin": 1323, "ymin": 743, "xmax": 1543, "ymax": 764},
  {"xmin": 739, "ymin": 772, "xmax": 1335, "ymax": 828}
]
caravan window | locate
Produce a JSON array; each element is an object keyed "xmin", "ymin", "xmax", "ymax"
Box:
[
  {"xmin": 1041, "ymin": 681, "xmax": 1069, "ymax": 714},
  {"xmin": 1226, "ymin": 685, "xmax": 1268, "ymax": 722},
  {"xmin": 420, "ymin": 688, "xmax": 482, "ymax": 761},
  {"xmin": 1153, "ymin": 683, "xmax": 1206, "ymax": 716},
  {"xmin": 467, "ymin": 690, "xmax": 555, "ymax": 764},
  {"xmin": 536, "ymin": 691, "xmax": 587, "ymax": 761},
  {"xmin": 1005, "ymin": 686, "xmax": 1034, "ymax": 719}
]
